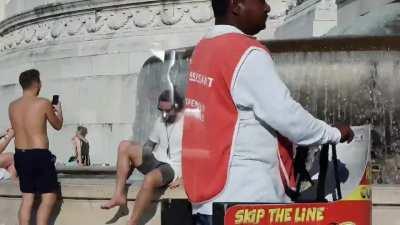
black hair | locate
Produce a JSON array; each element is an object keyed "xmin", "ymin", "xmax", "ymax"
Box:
[
  {"xmin": 158, "ymin": 89, "xmax": 184, "ymax": 111},
  {"xmin": 212, "ymin": 0, "xmax": 230, "ymax": 18},
  {"xmin": 19, "ymin": 69, "xmax": 40, "ymax": 90},
  {"xmin": 77, "ymin": 126, "xmax": 88, "ymax": 136}
]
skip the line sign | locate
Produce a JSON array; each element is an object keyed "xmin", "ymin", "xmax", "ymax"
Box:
[{"xmin": 224, "ymin": 201, "xmax": 371, "ymax": 225}]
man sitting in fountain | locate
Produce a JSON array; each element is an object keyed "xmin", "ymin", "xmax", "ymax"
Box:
[{"xmin": 101, "ymin": 89, "xmax": 184, "ymax": 225}]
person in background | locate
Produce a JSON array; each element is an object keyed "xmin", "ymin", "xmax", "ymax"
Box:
[
  {"xmin": 101, "ymin": 89, "xmax": 184, "ymax": 225},
  {"xmin": 72, "ymin": 126, "xmax": 90, "ymax": 166}
]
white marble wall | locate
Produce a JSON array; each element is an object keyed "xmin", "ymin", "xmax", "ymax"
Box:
[
  {"xmin": 337, "ymin": 0, "xmax": 393, "ymax": 26},
  {"xmin": 0, "ymin": 1, "xmax": 5, "ymax": 22},
  {"xmin": 258, "ymin": 0, "xmax": 288, "ymax": 38},
  {"xmin": 274, "ymin": 0, "xmax": 337, "ymax": 39},
  {"xmin": 0, "ymin": 0, "xmax": 214, "ymax": 164},
  {"xmin": 0, "ymin": 0, "xmax": 289, "ymax": 164},
  {"xmin": 4, "ymin": 0, "xmax": 84, "ymax": 18}
]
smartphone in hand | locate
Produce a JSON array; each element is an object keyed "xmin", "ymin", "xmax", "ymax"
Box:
[{"xmin": 52, "ymin": 95, "xmax": 59, "ymax": 105}]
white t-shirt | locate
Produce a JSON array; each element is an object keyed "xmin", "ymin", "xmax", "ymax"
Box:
[{"xmin": 148, "ymin": 114, "xmax": 183, "ymax": 180}]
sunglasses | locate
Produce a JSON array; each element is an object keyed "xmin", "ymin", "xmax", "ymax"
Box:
[{"xmin": 158, "ymin": 107, "xmax": 173, "ymax": 113}]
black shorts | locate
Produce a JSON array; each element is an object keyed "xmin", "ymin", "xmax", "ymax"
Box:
[{"xmin": 14, "ymin": 149, "xmax": 59, "ymax": 194}]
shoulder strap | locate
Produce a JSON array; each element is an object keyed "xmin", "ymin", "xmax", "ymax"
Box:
[{"xmin": 316, "ymin": 144, "xmax": 342, "ymax": 202}]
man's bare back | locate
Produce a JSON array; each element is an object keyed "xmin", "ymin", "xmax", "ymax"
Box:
[{"xmin": 9, "ymin": 96, "xmax": 55, "ymax": 149}]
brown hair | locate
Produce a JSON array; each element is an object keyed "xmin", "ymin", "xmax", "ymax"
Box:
[
  {"xmin": 19, "ymin": 69, "xmax": 40, "ymax": 90},
  {"xmin": 77, "ymin": 126, "xmax": 88, "ymax": 136}
]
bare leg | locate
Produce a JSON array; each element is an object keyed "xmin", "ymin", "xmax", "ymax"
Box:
[
  {"xmin": 101, "ymin": 141, "xmax": 142, "ymax": 209},
  {"xmin": 18, "ymin": 193, "xmax": 34, "ymax": 225},
  {"xmin": 0, "ymin": 153, "xmax": 17, "ymax": 183},
  {"xmin": 36, "ymin": 193, "xmax": 57, "ymax": 225},
  {"xmin": 8, "ymin": 163, "xmax": 18, "ymax": 183},
  {"xmin": 128, "ymin": 169, "xmax": 164, "ymax": 225},
  {"xmin": 0, "ymin": 152, "xmax": 13, "ymax": 169}
]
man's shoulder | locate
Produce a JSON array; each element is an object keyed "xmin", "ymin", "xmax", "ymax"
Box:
[
  {"xmin": 8, "ymin": 97, "xmax": 22, "ymax": 109},
  {"xmin": 9, "ymin": 99, "xmax": 18, "ymax": 107},
  {"xmin": 72, "ymin": 136, "xmax": 80, "ymax": 143},
  {"xmin": 34, "ymin": 97, "xmax": 52, "ymax": 111},
  {"xmin": 216, "ymin": 33, "xmax": 264, "ymax": 47},
  {"xmin": 36, "ymin": 97, "xmax": 51, "ymax": 105},
  {"xmin": 198, "ymin": 34, "xmax": 268, "ymax": 60}
]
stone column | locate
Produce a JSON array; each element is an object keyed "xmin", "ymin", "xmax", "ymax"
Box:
[
  {"xmin": 0, "ymin": 0, "xmax": 6, "ymax": 22},
  {"xmin": 313, "ymin": 0, "xmax": 337, "ymax": 36}
]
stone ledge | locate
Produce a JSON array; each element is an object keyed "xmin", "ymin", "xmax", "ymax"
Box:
[
  {"xmin": 1, "ymin": 180, "xmax": 399, "ymax": 225},
  {"xmin": 372, "ymin": 185, "xmax": 400, "ymax": 205},
  {"xmin": 0, "ymin": 176, "xmax": 187, "ymax": 200},
  {"xmin": 1, "ymin": 178, "xmax": 398, "ymax": 204}
]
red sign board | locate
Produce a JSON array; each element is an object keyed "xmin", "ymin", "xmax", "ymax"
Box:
[{"xmin": 224, "ymin": 201, "xmax": 371, "ymax": 225}]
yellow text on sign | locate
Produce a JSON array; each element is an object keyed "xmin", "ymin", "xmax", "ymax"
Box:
[
  {"xmin": 268, "ymin": 207, "xmax": 325, "ymax": 223},
  {"xmin": 234, "ymin": 209, "xmax": 265, "ymax": 224}
]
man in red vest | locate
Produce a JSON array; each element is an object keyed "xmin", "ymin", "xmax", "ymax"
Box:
[{"xmin": 182, "ymin": 1, "xmax": 354, "ymax": 224}]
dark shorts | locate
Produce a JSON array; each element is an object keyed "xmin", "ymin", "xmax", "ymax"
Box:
[
  {"xmin": 136, "ymin": 148, "xmax": 174, "ymax": 186},
  {"xmin": 14, "ymin": 149, "xmax": 59, "ymax": 194},
  {"xmin": 193, "ymin": 213, "xmax": 213, "ymax": 225}
]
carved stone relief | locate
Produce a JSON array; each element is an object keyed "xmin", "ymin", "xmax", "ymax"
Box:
[
  {"xmin": 133, "ymin": 7, "xmax": 156, "ymax": 28},
  {"xmin": 0, "ymin": 1, "xmax": 214, "ymax": 53},
  {"xmin": 190, "ymin": 3, "xmax": 213, "ymax": 23}
]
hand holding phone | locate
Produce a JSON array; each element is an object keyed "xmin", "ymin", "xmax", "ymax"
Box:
[{"xmin": 51, "ymin": 95, "xmax": 62, "ymax": 117}]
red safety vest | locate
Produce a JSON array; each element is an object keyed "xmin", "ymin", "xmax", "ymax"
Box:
[{"xmin": 182, "ymin": 33, "xmax": 271, "ymax": 203}]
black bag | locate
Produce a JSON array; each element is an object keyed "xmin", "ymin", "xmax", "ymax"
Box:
[
  {"xmin": 294, "ymin": 144, "xmax": 342, "ymax": 202},
  {"xmin": 161, "ymin": 199, "xmax": 193, "ymax": 225}
]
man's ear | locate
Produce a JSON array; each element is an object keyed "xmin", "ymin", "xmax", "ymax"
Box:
[{"xmin": 231, "ymin": 0, "xmax": 244, "ymax": 15}]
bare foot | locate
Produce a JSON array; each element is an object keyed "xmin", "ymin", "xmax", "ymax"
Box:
[
  {"xmin": 101, "ymin": 195, "xmax": 126, "ymax": 209},
  {"xmin": 105, "ymin": 204, "xmax": 130, "ymax": 224}
]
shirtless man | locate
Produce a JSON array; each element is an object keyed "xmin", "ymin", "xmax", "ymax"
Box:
[{"xmin": 9, "ymin": 69, "xmax": 63, "ymax": 225}]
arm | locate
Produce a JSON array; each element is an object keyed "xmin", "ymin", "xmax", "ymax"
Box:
[
  {"xmin": 0, "ymin": 128, "xmax": 14, "ymax": 153},
  {"xmin": 232, "ymin": 48, "xmax": 342, "ymax": 146},
  {"xmin": 169, "ymin": 160, "xmax": 182, "ymax": 189},
  {"xmin": 74, "ymin": 137, "xmax": 83, "ymax": 165},
  {"xmin": 169, "ymin": 152, "xmax": 182, "ymax": 189},
  {"xmin": 45, "ymin": 100, "xmax": 63, "ymax": 130}
]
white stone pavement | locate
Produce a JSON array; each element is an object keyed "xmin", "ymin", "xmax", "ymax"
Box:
[{"xmin": 0, "ymin": 178, "xmax": 398, "ymax": 225}]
